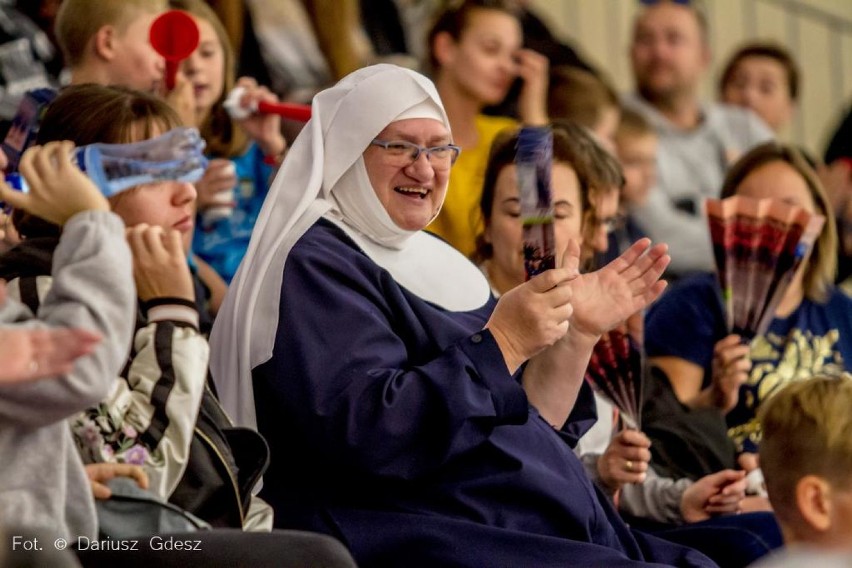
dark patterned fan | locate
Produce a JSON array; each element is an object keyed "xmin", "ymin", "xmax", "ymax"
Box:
[
  {"xmin": 584, "ymin": 329, "xmax": 644, "ymax": 429},
  {"xmin": 706, "ymin": 195, "xmax": 825, "ymax": 341},
  {"xmin": 517, "ymin": 126, "xmax": 556, "ymax": 279}
]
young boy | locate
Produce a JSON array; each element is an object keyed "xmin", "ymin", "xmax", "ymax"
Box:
[
  {"xmin": 54, "ymin": 0, "xmax": 167, "ymax": 94},
  {"xmin": 614, "ymin": 107, "xmax": 657, "ymax": 214},
  {"xmin": 586, "ymin": 107, "xmax": 656, "ymax": 270},
  {"xmin": 719, "ymin": 42, "xmax": 798, "ymax": 134},
  {"xmin": 759, "ymin": 374, "xmax": 852, "ymax": 549},
  {"xmin": 548, "ymin": 65, "xmax": 620, "ymax": 153}
]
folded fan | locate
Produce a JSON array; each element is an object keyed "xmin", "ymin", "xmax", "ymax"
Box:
[
  {"xmin": 516, "ymin": 126, "xmax": 556, "ymax": 279},
  {"xmin": 584, "ymin": 329, "xmax": 644, "ymax": 430},
  {"xmin": 706, "ymin": 195, "xmax": 825, "ymax": 341}
]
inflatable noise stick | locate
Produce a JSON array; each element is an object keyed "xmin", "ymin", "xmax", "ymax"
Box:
[{"xmin": 224, "ymin": 87, "xmax": 312, "ymax": 122}]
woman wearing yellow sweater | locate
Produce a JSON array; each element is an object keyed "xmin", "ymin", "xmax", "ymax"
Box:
[{"xmin": 426, "ymin": 0, "xmax": 548, "ymax": 258}]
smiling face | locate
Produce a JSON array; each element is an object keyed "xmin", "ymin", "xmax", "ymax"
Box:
[
  {"xmin": 437, "ymin": 8, "xmax": 522, "ymax": 106},
  {"xmin": 363, "ymin": 118, "xmax": 452, "ymax": 232},
  {"xmin": 484, "ymin": 162, "xmax": 584, "ymax": 292},
  {"xmin": 180, "ymin": 15, "xmax": 226, "ymax": 121},
  {"xmin": 721, "ymin": 55, "xmax": 794, "ymax": 132}
]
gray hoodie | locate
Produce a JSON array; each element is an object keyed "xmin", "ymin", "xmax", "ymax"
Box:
[{"xmin": 0, "ymin": 211, "xmax": 134, "ymax": 540}]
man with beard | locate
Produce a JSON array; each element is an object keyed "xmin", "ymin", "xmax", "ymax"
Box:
[{"xmin": 624, "ymin": 0, "xmax": 772, "ymax": 278}]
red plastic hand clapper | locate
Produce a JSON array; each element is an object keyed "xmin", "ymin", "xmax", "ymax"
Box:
[{"xmin": 150, "ymin": 10, "xmax": 200, "ymax": 91}]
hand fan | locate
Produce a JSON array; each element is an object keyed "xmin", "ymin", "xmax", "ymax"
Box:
[
  {"xmin": 584, "ymin": 328, "xmax": 644, "ymax": 430},
  {"xmin": 706, "ymin": 195, "xmax": 825, "ymax": 341},
  {"xmin": 516, "ymin": 126, "xmax": 555, "ymax": 279}
]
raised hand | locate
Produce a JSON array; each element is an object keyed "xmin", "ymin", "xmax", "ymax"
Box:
[
  {"xmin": 195, "ymin": 158, "xmax": 237, "ymax": 212},
  {"xmin": 233, "ymin": 77, "xmax": 287, "ymax": 161},
  {"xmin": 0, "ymin": 325, "xmax": 102, "ymax": 384},
  {"xmin": 681, "ymin": 469, "xmax": 747, "ymax": 523},
  {"xmin": 596, "ymin": 429, "xmax": 651, "ymax": 493},
  {"xmin": 515, "ymin": 48, "xmax": 549, "ymax": 126},
  {"xmin": 710, "ymin": 334, "xmax": 752, "ymax": 412},
  {"xmin": 486, "ymin": 263, "xmax": 578, "ymax": 374},
  {"xmin": 126, "ymin": 224, "xmax": 194, "ymax": 303},
  {"xmin": 0, "ymin": 141, "xmax": 110, "ymax": 226},
  {"xmin": 568, "ymin": 239, "xmax": 670, "ymax": 340},
  {"xmin": 162, "ymin": 71, "xmax": 197, "ymax": 128}
]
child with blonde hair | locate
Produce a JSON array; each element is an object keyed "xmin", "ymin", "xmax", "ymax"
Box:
[
  {"xmin": 760, "ymin": 374, "xmax": 852, "ymax": 548},
  {"xmin": 170, "ymin": 0, "xmax": 287, "ymax": 283},
  {"xmin": 55, "ymin": 0, "xmax": 167, "ymax": 94}
]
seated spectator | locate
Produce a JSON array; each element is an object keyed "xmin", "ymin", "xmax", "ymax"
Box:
[
  {"xmin": 0, "ymin": 96, "xmax": 358, "ymax": 568},
  {"xmin": 604, "ymin": 108, "xmax": 656, "ymax": 265},
  {"xmin": 484, "ymin": 0, "xmax": 600, "ymax": 120},
  {"xmin": 209, "ymin": 62, "xmax": 717, "ymax": 567},
  {"xmin": 626, "ymin": 0, "xmax": 773, "ymax": 278},
  {"xmin": 0, "ymin": 138, "xmax": 136, "ymax": 540},
  {"xmin": 643, "ymin": 143, "xmax": 852, "ymax": 484},
  {"xmin": 475, "ymin": 124, "xmax": 780, "ymax": 567},
  {"xmin": 55, "ymin": 0, "xmax": 205, "ymax": 130},
  {"xmin": 171, "ymin": 0, "xmax": 286, "ymax": 284},
  {"xmin": 719, "ymin": 42, "xmax": 798, "ymax": 135},
  {"xmin": 54, "ymin": 0, "xmax": 166, "ymax": 94},
  {"xmin": 549, "ymin": 119, "xmax": 625, "ymax": 270},
  {"xmin": 472, "ymin": 124, "xmax": 592, "ymax": 295},
  {"xmin": 821, "ymin": 105, "xmax": 852, "ymax": 292},
  {"xmin": 424, "ymin": 0, "xmax": 548, "ymax": 258},
  {"xmin": 753, "ymin": 373, "xmax": 852, "ymax": 567},
  {"xmin": 548, "ymin": 65, "xmax": 620, "ymax": 152},
  {"xmin": 0, "ymin": 84, "xmax": 271, "ymax": 531}
]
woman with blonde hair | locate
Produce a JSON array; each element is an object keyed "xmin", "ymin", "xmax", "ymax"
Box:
[
  {"xmin": 644, "ymin": 142, "xmax": 852, "ymax": 482},
  {"xmin": 170, "ymin": 0, "xmax": 287, "ymax": 283}
]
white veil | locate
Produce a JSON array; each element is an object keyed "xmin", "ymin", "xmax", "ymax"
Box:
[{"xmin": 209, "ymin": 64, "xmax": 491, "ymax": 429}]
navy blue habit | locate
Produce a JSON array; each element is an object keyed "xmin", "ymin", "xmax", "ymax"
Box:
[{"xmin": 253, "ymin": 219, "xmax": 716, "ymax": 567}]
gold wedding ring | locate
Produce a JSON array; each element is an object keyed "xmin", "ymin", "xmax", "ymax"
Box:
[{"xmin": 625, "ymin": 460, "xmax": 634, "ymax": 472}]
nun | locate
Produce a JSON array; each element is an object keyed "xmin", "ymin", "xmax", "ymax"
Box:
[{"xmin": 210, "ymin": 64, "xmax": 714, "ymax": 567}]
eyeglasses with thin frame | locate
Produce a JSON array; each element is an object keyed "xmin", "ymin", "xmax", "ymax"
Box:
[
  {"xmin": 592, "ymin": 213, "xmax": 626, "ymax": 235},
  {"xmin": 370, "ymin": 139, "xmax": 462, "ymax": 171}
]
